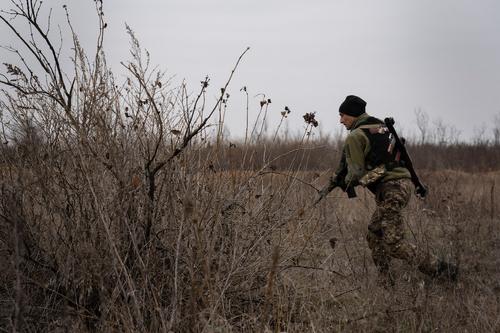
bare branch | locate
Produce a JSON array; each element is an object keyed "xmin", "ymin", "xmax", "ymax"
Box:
[
  {"xmin": 0, "ymin": 13, "xmax": 51, "ymax": 74},
  {"xmin": 161, "ymin": 47, "xmax": 250, "ymax": 168}
]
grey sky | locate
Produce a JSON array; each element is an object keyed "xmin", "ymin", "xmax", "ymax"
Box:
[{"xmin": 3, "ymin": 0, "xmax": 500, "ymax": 141}]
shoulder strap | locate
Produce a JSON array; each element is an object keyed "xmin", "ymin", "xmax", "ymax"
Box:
[
  {"xmin": 357, "ymin": 124, "xmax": 382, "ymax": 129},
  {"xmin": 358, "ymin": 124, "xmax": 388, "ymax": 134}
]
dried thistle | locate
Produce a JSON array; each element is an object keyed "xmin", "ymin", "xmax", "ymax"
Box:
[
  {"xmin": 281, "ymin": 106, "xmax": 291, "ymax": 117},
  {"xmin": 303, "ymin": 112, "xmax": 319, "ymax": 127},
  {"xmin": 201, "ymin": 77, "xmax": 209, "ymax": 88}
]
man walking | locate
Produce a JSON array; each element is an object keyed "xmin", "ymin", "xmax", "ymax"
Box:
[{"xmin": 322, "ymin": 95, "xmax": 457, "ymax": 284}]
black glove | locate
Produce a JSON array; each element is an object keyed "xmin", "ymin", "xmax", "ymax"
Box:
[
  {"xmin": 335, "ymin": 176, "xmax": 347, "ymax": 192},
  {"xmin": 337, "ymin": 176, "xmax": 358, "ymax": 198}
]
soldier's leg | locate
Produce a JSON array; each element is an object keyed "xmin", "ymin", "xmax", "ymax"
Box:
[
  {"xmin": 379, "ymin": 218, "xmax": 419, "ymax": 264},
  {"xmin": 381, "ymin": 212, "xmax": 457, "ymax": 279},
  {"xmin": 369, "ymin": 180, "xmax": 424, "ymax": 267},
  {"xmin": 374, "ymin": 179, "xmax": 449, "ymax": 277},
  {"xmin": 370, "ymin": 179, "xmax": 458, "ymax": 280},
  {"xmin": 367, "ymin": 208, "xmax": 391, "ymax": 273}
]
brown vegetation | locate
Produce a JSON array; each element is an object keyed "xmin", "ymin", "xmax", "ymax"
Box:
[{"xmin": 1, "ymin": 1, "xmax": 499, "ymax": 332}]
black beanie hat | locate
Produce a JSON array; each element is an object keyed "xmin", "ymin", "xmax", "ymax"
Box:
[{"xmin": 339, "ymin": 95, "xmax": 366, "ymax": 117}]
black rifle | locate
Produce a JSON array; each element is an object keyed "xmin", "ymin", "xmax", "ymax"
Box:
[{"xmin": 384, "ymin": 117, "xmax": 428, "ymax": 198}]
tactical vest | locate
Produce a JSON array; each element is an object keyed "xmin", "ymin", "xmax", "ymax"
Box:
[{"xmin": 355, "ymin": 116, "xmax": 400, "ymax": 171}]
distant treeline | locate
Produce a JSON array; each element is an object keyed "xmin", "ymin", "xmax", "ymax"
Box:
[
  {"xmin": 3, "ymin": 135, "xmax": 499, "ymax": 173},
  {"xmin": 200, "ymin": 139, "xmax": 500, "ymax": 173}
]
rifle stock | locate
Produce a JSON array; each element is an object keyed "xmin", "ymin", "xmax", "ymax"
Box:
[{"xmin": 384, "ymin": 117, "xmax": 428, "ymax": 198}]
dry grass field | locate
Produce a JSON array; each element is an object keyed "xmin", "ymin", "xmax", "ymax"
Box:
[
  {"xmin": 1, "ymin": 149, "xmax": 499, "ymax": 332},
  {"xmin": 1, "ymin": 1, "xmax": 499, "ymax": 331}
]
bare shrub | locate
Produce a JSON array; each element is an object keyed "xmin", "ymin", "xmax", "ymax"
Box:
[
  {"xmin": 492, "ymin": 113, "xmax": 500, "ymax": 146},
  {"xmin": 0, "ymin": 1, "xmax": 329, "ymax": 331},
  {"xmin": 414, "ymin": 107, "xmax": 429, "ymax": 145}
]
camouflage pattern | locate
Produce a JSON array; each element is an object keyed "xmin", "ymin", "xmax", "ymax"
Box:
[
  {"xmin": 335, "ymin": 113, "xmax": 456, "ymax": 280},
  {"xmin": 359, "ymin": 165, "xmax": 386, "ymax": 187},
  {"xmin": 366, "ymin": 178, "xmax": 440, "ymax": 276}
]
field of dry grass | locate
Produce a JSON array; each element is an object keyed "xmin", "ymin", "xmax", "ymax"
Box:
[
  {"xmin": 1, "ymin": 1, "xmax": 499, "ymax": 331},
  {"xmin": 290, "ymin": 169, "xmax": 500, "ymax": 332},
  {"xmin": 1, "ymin": 153, "xmax": 499, "ymax": 332}
]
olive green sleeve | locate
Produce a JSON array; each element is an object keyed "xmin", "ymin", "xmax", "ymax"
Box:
[
  {"xmin": 344, "ymin": 130, "xmax": 370, "ymax": 184},
  {"xmin": 334, "ymin": 148, "xmax": 347, "ymax": 176}
]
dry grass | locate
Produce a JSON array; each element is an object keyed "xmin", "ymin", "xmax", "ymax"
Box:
[
  {"xmin": 1, "ymin": 1, "xmax": 499, "ymax": 331},
  {"xmin": 1, "ymin": 157, "xmax": 499, "ymax": 332}
]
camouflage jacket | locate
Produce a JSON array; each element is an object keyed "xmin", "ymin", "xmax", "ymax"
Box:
[{"xmin": 337, "ymin": 113, "xmax": 411, "ymax": 187}]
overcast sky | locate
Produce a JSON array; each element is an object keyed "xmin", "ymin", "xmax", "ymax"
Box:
[{"xmin": 3, "ymin": 0, "xmax": 500, "ymax": 141}]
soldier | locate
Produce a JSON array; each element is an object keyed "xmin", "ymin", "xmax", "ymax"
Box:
[{"xmin": 321, "ymin": 95, "xmax": 458, "ymax": 284}]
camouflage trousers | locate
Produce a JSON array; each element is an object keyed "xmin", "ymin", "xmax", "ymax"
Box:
[{"xmin": 366, "ymin": 178, "xmax": 439, "ymax": 276}]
